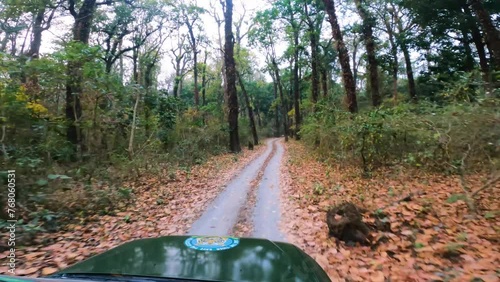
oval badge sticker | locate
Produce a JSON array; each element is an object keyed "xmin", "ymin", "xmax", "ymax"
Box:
[{"xmin": 184, "ymin": 236, "xmax": 239, "ymax": 251}]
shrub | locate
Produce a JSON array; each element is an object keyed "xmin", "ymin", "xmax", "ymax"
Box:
[{"xmin": 301, "ymin": 99, "xmax": 499, "ymax": 173}]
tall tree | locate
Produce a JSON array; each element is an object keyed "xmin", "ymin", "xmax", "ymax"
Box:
[
  {"xmin": 318, "ymin": 40, "xmax": 335, "ymax": 98},
  {"xmin": 270, "ymin": 57, "xmax": 289, "ymax": 141},
  {"xmin": 376, "ymin": 1, "xmax": 399, "ymax": 101},
  {"xmin": 169, "ymin": 32, "xmax": 191, "ymax": 98},
  {"xmin": 391, "ymin": 4, "xmax": 417, "ymax": 101},
  {"xmin": 270, "ymin": 70, "xmax": 281, "ymax": 136},
  {"xmin": 396, "ymin": 0, "xmax": 498, "ymax": 97},
  {"xmin": 322, "ymin": 0, "xmax": 358, "ymax": 113},
  {"xmin": 303, "ymin": 0, "xmax": 324, "ymax": 105},
  {"xmin": 222, "ymin": 0, "xmax": 241, "ymax": 152},
  {"xmin": 96, "ymin": 2, "xmax": 160, "ymax": 74},
  {"xmin": 177, "ymin": 2, "xmax": 205, "ymax": 107},
  {"xmin": 250, "ymin": 10, "xmax": 290, "ymax": 140},
  {"xmin": 0, "ymin": 3, "xmax": 28, "ymax": 55},
  {"xmin": 234, "ymin": 6, "xmax": 259, "ymax": 145},
  {"xmin": 282, "ymin": 0, "xmax": 302, "ymax": 138},
  {"xmin": 20, "ymin": 1, "xmax": 59, "ymax": 102},
  {"xmin": 237, "ymin": 70, "xmax": 259, "ymax": 145},
  {"xmin": 354, "ymin": 0, "xmax": 381, "ymax": 107},
  {"xmin": 201, "ymin": 50, "xmax": 208, "ymax": 106},
  {"xmin": 208, "ymin": 0, "xmax": 227, "ymax": 99},
  {"xmin": 468, "ymin": 0, "xmax": 500, "ymax": 70},
  {"xmin": 462, "ymin": 4, "xmax": 490, "ymax": 85},
  {"xmin": 65, "ymin": 0, "xmax": 100, "ymax": 155},
  {"xmin": 27, "ymin": 1, "xmax": 59, "ymax": 59}
]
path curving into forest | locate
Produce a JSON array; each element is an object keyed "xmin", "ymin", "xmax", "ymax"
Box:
[{"xmin": 188, "ymin": 138, "xmax": 286, "ymax": 241}]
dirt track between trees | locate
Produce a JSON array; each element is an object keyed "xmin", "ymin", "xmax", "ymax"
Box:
[{"xmin": 188, "ymin": 138, "xmax": 286, "ymax": 241}]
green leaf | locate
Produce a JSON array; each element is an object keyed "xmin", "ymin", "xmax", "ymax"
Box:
[
  {"xmin": 446, "ymin": 194, "xmax": 467, "ymax": 203},
  {"xmin": 36, "ymin": 179, "xmax": 48, "ymax": 186},
  {"xmin": 414, "ymin": 242, "xmax": 425, "ymax": 249},
  {"xmin": 484, "ymin": 211, "xmax": 496, "ymax": 219}
]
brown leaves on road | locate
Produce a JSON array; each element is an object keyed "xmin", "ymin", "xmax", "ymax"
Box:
[
  {"xmin": 280, "ymin": 140, "xmax": 499, "ymax": 282},
  {"xmin": 1, "ymin": 145, "xmax": 266, "ymax": 277}
]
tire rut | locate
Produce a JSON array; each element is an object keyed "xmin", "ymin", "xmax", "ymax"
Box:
[{"xmin": 232, "ymin": 140, "xmax": 278, "ymax": 236}]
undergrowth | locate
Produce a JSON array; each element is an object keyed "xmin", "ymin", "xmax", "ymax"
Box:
[{"xmin": 301, "ymin": 99, "xmax": 499, "ymax": 174}]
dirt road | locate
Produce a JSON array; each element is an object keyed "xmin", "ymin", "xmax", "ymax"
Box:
[{"xmin": 188, "ymin": 138, "xmax": 286, "ymax": 241}]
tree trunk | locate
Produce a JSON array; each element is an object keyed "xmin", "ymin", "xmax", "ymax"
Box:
[
  {"xmin": 271, "ymin": 74, "xmax": 280, "ymax": 137},
  {"xmin": 400, "ymin": 42, "xmax": 417, "ymax": 102},
  {"xmin": 383, "ymin": 13, "xmax": 398, "ymax": 102},
  {"xmin": 25, "ymin": 9, "xmax": 45, "ymax": 101},
  {"xmin": 292, "ymin": 28, "xmax": 301, "ymax": 139},
  {"xmin": 173, "ymin": 56, "xmax": 182, "ymax": 97},
  {"xmin": 461, "ymin": 30, "xmax": 475, "ymax": 72},
  {"xmin": 119, "ymin": 40, "xmax": 124, "ymax": 81},
  {"xmin": 272, "ymin": 59, "xmax": 289, "ymax": 141},
  {"xmin": 201, "ymin": 51, "xmax": 208, "ymax": 106},
  {"xmin": 237, "ymin": 70, "xmax": 258, "ymax": 145},
  {"xmin": 394, "ymin": 10, "xmax": 417, "ymax": 102},
  {"xmin": 27, "ymin": 9, "xmax": 44, "ymax": 59},
  {"xmin": 468, "ymin": 0, "xmax": 500, "ymax": 70},
  {"xmin": 223, "ymin": 0, "xmax": 241, "ymax": 153},
  {"xmin": 463, "ymin": 4, "xmax": 491, "ymax": 91},
  {"xmin": 255, "ymin": 102, "xmax": 262, "ymax": 127},
  {"xmin": 144, "ymin": 63, "xmax": 154, "ymax": 137},
  {"xmin": 321, "ymin": 67, "xmax": 328, "ymax": 98},
  {"xmin": 173, "ymin": 77, "xmax": 180, "ymax": 98},
  {"xmin": 66, "ymin": 0, "xmax": 97, "ymax": 156},
  {"xmin": 323, "ymin": 0, "xmax": 358, "ymax": 113},
  {"xmin": 128, "ymin": 90, "xmax": 141, "ymax": 160},
  {"xmin": 105, "ymin": 59, "xmax": 114, "ymax": 74},
  {"xmin": 471, "ymin": 25, "xmax": 490, "ymax": 77},
  {"xmin": 352, "ymin": 38, "xmax": 359, "ymax": 89},
  {"xmin": 305, "ymin": 4, "xmax": 320, "ymax": 104},
  {"xmin": 186, "ymin": 23, "xmax": 199, "ymax": 106},
  {"xmin": 354, "ymin": 0, "xmax": 380, "ymax": 107},
  {"xmin": 132, "ymin": 47, "xmax": 139, "ymax": 83},
  {"xmin": 193, "ymin": 49, "xmax": 199, "ymax": 106},
  {"xmin": 310, "ymin": 32, "xmax": 320, "ymax": 104}
]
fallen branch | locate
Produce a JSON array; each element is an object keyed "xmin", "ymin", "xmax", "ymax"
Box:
[
  {"xmin": 471, "ymin": 172, "xmax": 500, "ymax": 198},
  {"xmin": 457, "ymin": 144, "xmax": 476, "ymax": 212}
]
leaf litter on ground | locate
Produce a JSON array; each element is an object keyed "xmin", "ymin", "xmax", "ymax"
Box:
[
  {"xmin": 0, "ymin": 144, "xmax": 267, "ymax": 277},
  {"xmin": 280, "ymin": 140, "xmax": 499, "ymax": 282}
]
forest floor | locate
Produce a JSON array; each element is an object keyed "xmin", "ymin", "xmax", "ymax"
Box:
[
  {"xmin": 281, "ymin": 140, "xmax": 499, "ymax": 282},
  {"xmin": 1, "ymin": 141, "xmax": 268, "ymax": 276},
  {"xmin": 2, "ymin": 138, "xmax": 499, "ymax": 282}
]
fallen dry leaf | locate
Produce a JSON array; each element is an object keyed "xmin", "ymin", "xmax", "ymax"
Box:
[
  {"xmin": 4, "ymin": 145, "xmax": 266, "ymax": 277},
  {"xmin": 280, "ymin": 140, "xmax": 499, "ymax": 281},
  {"xmin": 41, "ymin": 268, "xmax": 58, "ymax": 276}
]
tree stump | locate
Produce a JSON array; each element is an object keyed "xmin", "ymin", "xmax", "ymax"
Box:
[{"xmin": 326, "ymin": 202, "xmax": 371, "ymax": 245}]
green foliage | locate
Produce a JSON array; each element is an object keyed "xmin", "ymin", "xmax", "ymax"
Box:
[
  {"xmin": 484, "ymin": 211, "xmax": 497, "ymax": 220},
  {"xmin": 301, "ymin": 97, "xmax": 499, "ymax": 173},
  {"xmin": 313, "ymin": 182, "xmax": 325, "ymax": 195},
  {"xmin": 414, "ymin": 242, "xmax": 425, "ymax": 249},
  {"xmin": 446, "ymin": 194, "xmax": 468, "ymax": 204},
  {"xmin": 156, "ymin": 96, "xmax": 181, "ymax": 144},
  {"xmin": 162, "ymin": 109, "xmax": 229, "ymax": 165}
]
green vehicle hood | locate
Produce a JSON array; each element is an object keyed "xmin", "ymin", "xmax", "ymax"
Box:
[{"xmin": 49, "ymin": 236, "xmax": 331, "ymax": 282}]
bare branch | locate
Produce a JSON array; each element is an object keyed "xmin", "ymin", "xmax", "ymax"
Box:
[{"xmin": 68, "ymin": 0, "xmax": 77, "ymax": 18}]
